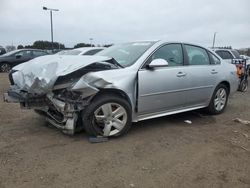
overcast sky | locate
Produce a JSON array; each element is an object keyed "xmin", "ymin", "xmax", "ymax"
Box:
[{"xmin": 0, "ymin": 0, "xmax": 249, "ymax": 48}]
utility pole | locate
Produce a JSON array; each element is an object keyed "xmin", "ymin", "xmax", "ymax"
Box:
[
  {"xmin": 43, "ymin": 6, "xmax": 59, "ymax": 53},
  {"xmin": 212, "ymin": 32, "xmax": 217, "ymax": 48},
  {"xmin": 89, "ymin": 38, "xmax": 93, "ymax": 47}
]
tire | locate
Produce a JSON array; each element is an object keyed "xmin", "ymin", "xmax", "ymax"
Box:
[
  {"xmin": 0, "ymin": 63, "xmax": 11, "ymax": 72},
  {"xmin": 81, "ymin": 93, "xmax": 132, "ymax": 137},
  {"xmin": 206, "ymin": 84, "xmax": 229, "ymax": 115},
  {"xmin": 238, "ymin": 79, "xmax": 248, "ymax": 92}
]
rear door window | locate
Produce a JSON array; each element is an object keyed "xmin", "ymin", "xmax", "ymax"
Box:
[
  {"xmin": 33, "ymin": 51, "xmax": 47, "ymax": 56},
  {"xmin": 185, "ymin": 45, "xmax": 210, "ymax": 65}
]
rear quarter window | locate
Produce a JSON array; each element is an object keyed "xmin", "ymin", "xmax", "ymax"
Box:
[{"xmin": 209, "ymin": 52, "xmax": 221, "ymax": 65}]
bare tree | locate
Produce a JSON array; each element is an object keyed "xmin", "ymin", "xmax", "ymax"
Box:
[{"xmin": 5, "ymin": 45, "xmax": 16, "ymax": 52}]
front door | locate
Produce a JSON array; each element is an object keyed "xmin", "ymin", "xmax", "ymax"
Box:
[{"xmin": 138, "ymin": 43, "xmax": 189, "ymax": 115}]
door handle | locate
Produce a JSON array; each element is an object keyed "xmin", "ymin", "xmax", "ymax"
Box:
[
  {"xmin": 176, "ymin": 72, "xmax": 186, "ymax": 77},
  {"xmin": 211, "ymin": 69, "xmax": 218, "ymax": 74}
]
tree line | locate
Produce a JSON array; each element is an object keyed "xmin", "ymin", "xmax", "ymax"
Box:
[
  {"xmin": 14, "ymin": 40, "xmax": 112, "ymax": 50},
  {"xmin": 4, "ymin": 41, "xmax": 250, "ymax": 56},
  {"xmin": 3, "ymin": 40, "xmax": 113, "ymax": 52}
]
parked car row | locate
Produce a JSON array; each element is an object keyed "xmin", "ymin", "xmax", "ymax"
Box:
[
  {"xmin": 212, "ymin": 48, "xmax": 250, "ymax": 91},
  {"xmin": 0, "ymin": 49, "xmax": 49, "ymax": 72},
  {"xmin": 212, "ymin": 48, "xmax": 249, "ymax": 69},
  {"xmin": 4, "ymin": 41, "xmax": 239, "ymax": 137},
  {"xmin": 0, "ymin": 47, "xmax": 105, "ymax": 72},
  {"xmin": 240, "ymin": 54, "xmax": 250, "ymax": 65}
]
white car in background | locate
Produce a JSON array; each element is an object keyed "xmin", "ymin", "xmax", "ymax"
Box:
[
  {"xmin": 240, "ymin": 55, "xmax": 250, "ymax": 65},
  {"xmin": 212, "ymin": 48, "xmax": 242, "ymax": 63},
  {"xmin": 57, "ymin": 47, "xmax": 105, "ymax": 56},
  {"xmin": 212, "ymin": 48, "xmax": 249, "ymax": 91}
]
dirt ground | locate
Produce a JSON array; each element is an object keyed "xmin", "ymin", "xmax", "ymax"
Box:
[{"xmin": 0, "ymin": 73, "xmax": 250, "ymax": 188}]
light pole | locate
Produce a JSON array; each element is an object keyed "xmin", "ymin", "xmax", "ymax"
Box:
[
  {"xmin": 43, "ymin": 6, "xmax": 59, "ymax": 52},
  {"xmin": 89, "ymin": 38, "xmax": 93, "ymax": 47},
  {"xmin": 212, "ymin": 32, "xmax": 217, "ymax": 48}
]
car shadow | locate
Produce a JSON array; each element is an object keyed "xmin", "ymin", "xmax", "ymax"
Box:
[
  {"xmin": 25, "ymin": 109, "xmax": 216, "ymax": 141},
  {"xmin": 129, "ymin": 109, "xmax": 216, "ymax": 135}
]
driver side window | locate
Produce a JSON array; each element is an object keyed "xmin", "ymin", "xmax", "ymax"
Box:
[
  {"xmin": 15, "ymin": 51, "xmax": 25, "ymax": 56},
  {"xmin": 15, "ymin": 50, "xmax": 32, "ymax": 57},
  {"xmin": 151, "ymin": 44, "xmax": 183, "ymax": 66}
]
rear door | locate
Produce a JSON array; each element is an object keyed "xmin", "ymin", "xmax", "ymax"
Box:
[
  {"xmin": 138, "ymin": 43, "xmax": 190, "ymax": 114},
  {"xmin": 183, "ymin": 45, "xmax": 220, "ymax": 106}
]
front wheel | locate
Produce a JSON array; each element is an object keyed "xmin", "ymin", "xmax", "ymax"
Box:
[
  {"xmin": 206, "ymin": 84, "xmax": 229, "ymax": 115},
  {"xmin": 82, "ymin": 94, "xmax": 132, "ymax": 137}
]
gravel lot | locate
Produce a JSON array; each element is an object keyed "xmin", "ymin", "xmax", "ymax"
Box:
[{"xmin": 0, "ymin": 73, "xmax": 250, "ymax": 188}]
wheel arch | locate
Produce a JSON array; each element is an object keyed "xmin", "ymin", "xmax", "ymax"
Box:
[
  {"xmin": 207, "ymin": 81, "xmax": 231, "ymax": 107},
  {"xmin": 1, "ymin": 61, "xmax": 10, "ymax": 64},
  {"xmin": 0, "ymin": 61, "xmax": 11, "ymax": 72},
  {"xmin": 218, "ymin": 81, "xmax": 231, "ymax": 94},
  {"xmin": 92, "ymin": 88, "xmax": 133, "ymax": 109}
]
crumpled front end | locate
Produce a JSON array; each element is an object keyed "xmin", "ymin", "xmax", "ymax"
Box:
[
  {"xmin": 3, "ymin": 55, "xmax": 120, "ymax": 135},
  {"xmin": 4, "ymin": 77, "xmax": 102, "ymax": 135}
]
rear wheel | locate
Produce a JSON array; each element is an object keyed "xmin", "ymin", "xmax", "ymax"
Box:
[
  {"xmin": 206, "ymin": 84, "xmax": 229, "ymax": 115},
  {"xmin": 0, "ymin": 63, "xmax": 11, "ymax": 72},
  {"xmin": 238, "ymin": 79, "xmax": 248, "ymax": 92},
  {"xmin": 82, "ymin": 94, "xmax": 132, "ymax": 137}
]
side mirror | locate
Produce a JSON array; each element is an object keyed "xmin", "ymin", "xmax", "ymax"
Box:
[
  {"xmin": 147, "ymin": 59, "xmax": 169, "ymax": 69},
  {"xmin": 15, "ymin": 54, "xmax": 22, "ymax": 59}
]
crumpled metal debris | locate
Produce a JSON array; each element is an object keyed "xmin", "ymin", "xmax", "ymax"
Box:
[
  {"xmin": 88, "ymin": 136, "xmax": 109, "ymax": 143},
  {"xmin": 242, "ymin": 133, "xmax": 249, "ymax": 139},
  {"xmin": 184, "ymin": 120, "xmax": 192, "ymax": 124},
  {"xmin": 11, "ymin": 55, "xmax": 112, "ymax": 94},
  {"xmin": 233, "ymin": 118, "xmax": 250, "ymax": 125}
]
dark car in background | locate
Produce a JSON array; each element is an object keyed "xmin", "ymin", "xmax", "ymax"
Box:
[
  {"xmin": 0, "ymin": 49, "xmax": 49, "ymax": 72},
  {"xmin": 0, "ymin": 46, "xmax": 6, "ymax": 55}
]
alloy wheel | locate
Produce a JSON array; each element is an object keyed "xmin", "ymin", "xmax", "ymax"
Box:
[
  {"xmin": 93, "ymin": 103, "xmax": 128, "ymax": 136},
  {"xmin": 1, "ymin": 63, "xmax": 11, "ymax": 72},
  {"xmin": 214, "ymin": 88, "xmax": 227, "ymax": 111}
]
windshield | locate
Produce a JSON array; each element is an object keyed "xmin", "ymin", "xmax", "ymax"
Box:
[
  {"xmin": 96, "ymin": 41, "xmax": 156, "ymax": 67},
  {"xmin": 57, "ymin": 50, "xmax": 81, "ymax": 55}
]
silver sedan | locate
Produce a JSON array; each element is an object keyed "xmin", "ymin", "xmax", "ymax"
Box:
[{"xmin": 4, "ymin": 41, "xmax": 239, "ymax": 137}]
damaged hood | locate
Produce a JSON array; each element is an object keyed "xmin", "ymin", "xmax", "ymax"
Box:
[{"xmin": 11, "ymin": 55, "xmax": 112, "ymax": 94}]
